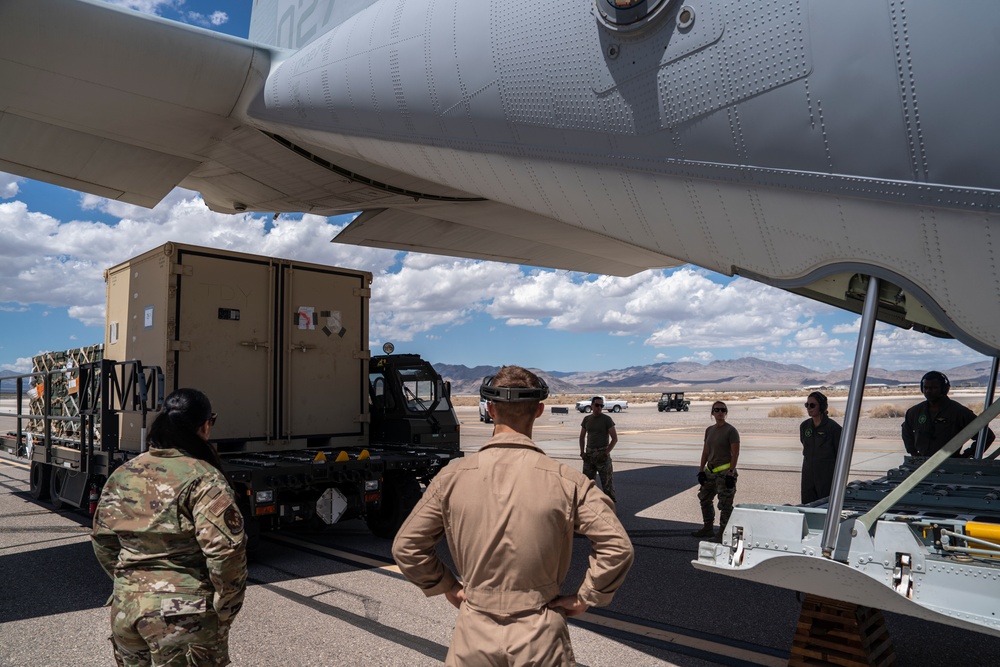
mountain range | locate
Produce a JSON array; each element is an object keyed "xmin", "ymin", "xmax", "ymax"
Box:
[
  {"xmin": 433, "ymin": 358, "xmax": 998, "ymax": 394},
  {"xmin": 0, "ymin": 369, "xmax": 20, "ymax": 393},
  {"xmin": 3, "ymin": 358, "xmax": 994, "ymax": 395}
]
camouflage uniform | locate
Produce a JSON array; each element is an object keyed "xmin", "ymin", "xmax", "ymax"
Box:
[
  {"xmin": 582, "ymin": 450, "xmax": 615, "ymax": 502},
  {"xmin": 92, "ymin": 447, "xmax": 247, "ymax": 667},
  {"xmin": 697, "ymin": 422, "xmax": 740, "ymax": 532},
  {"xmin": 581, "ymin": 412, "xmax": 616, "ymax": 502},
  {"xmin": 697, "ymin": 469, "xmax": 737, "ymax": 529}
]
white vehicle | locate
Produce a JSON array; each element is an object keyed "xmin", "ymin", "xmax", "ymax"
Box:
[
  {"xmin": 576, "ymin": 396, "xmax": 627, "ymax": 414},
  {"xmin": 478, "ymin": 397, "xmax": 492, "ymax": 424}
]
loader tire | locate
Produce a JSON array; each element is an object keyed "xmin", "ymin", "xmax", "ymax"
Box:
[{"xmin": 29, "ymin": 462, "xmax": 51, "ymax": 501}]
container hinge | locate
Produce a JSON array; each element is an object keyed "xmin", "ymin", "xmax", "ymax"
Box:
[
  {"xmin": 354, "ymin": 287, "xmax": 372, "ymax": 298},
  {"xmin": 353, "ymin": 350, "xmax": 371, "ymax": 360},
  {"xmin": 171, "ymin": 263, "xmax": 193, "ymax": 276},
  {"xmin": 240, "ymin": 339, "xmax": 270, "ymax": 351},
  {"xmin": 169, "ymin": 340, "xmax": 191, "ymax": 352}
]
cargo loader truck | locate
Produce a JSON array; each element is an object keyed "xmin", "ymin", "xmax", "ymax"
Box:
[{"xmin": 0, "ymin": 243, "xmax": 462, "ymax": 540}]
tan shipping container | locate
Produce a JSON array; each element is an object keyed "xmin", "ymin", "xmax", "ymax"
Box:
[{"xmin": 104, "ymin": 242, "xmax": 371, "ymax": 453}]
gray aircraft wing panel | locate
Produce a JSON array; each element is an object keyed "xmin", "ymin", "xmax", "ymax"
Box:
[
  {"xmin": 0, "ymin": 113, "xmax": 200, "ymax": 208},
  {"xmin": 334, "ymin": 207, "xmax": 682, "ymax": 276},
  {"xmin": 0, "ymin": 0, "xmax": 270, "ymax": 206}
]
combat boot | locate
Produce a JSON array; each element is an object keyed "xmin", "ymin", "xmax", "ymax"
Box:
[{"xmin": 691, "ymin": 524, "xmax": 714, "ymax": 538}]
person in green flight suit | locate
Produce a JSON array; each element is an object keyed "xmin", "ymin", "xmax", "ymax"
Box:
[{"xmin": 800, "ymin": 391, "xmax": 843, "ymax": 503}]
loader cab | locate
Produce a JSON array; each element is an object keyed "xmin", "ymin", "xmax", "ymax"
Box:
[{"xmin": 369, "ymin": 352, "xmax": 460, "ymax": 450}]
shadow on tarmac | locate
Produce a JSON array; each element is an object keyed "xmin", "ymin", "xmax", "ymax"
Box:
[
  {"xmin": 9, "ymin": 463, "xmax": 1000, "ymax": 666},
  {"xmin": 0, "ymin": 538, "xmax": 110, "ymax": 624},
  {"xmin": 577, "ymin": 465, "xmax": 1000, "ymax": 667}
]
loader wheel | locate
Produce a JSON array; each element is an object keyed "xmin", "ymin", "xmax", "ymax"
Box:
[
  {"xmin": 49, "ymin": 467, "xmax": 68, "ymax": 509},
  {"xmin": 367, "ymin": 473, "xmax": 422, "ymax": 539},
  {"xmin": 29, "ymin": 462, "xmax": 51, "ymax": 501}
]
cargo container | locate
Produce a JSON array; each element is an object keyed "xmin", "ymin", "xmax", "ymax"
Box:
[{"xmin": 1, "ymin": 243, "xmax": 462, "ymax": 539}]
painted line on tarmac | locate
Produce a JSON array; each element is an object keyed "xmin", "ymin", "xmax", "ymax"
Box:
[
  {"xmin": 266, "ymin": 533, "xmax": 402, "ymax": 574},
  {"xmin": 619, "ymin": 427, "xmax": 702, "ymax": 434},
  {"xmin": 271, "ymin": 532, "xmax": 788, "ymax": 666},
  {"xmin": 0, "ymin": 458, "xmax": 29, "ymax": 470},
  {"xmin": 247, "ymin": 576, "xmax": 448, "ymax": 662},
  {"xmin": 574, "ymin": 609, "xmax": 788, "ymax": 667}
]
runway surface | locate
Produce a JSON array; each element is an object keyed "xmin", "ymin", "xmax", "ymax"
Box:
[{"xmin": 2, "ymin": 402, "xmax": 999, "ymax": 665}]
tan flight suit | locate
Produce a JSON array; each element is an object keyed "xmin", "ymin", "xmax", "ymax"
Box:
[
  {"xmin": 392, "ymin": 432, "xmax": 634, "ymax": 666},
  {"xmin": 92, "ymin": 447, "xmax": 247, "ymax": 667}
]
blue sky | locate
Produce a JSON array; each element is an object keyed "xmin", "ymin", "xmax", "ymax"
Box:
[{"xmin": 0, "ymin": 0, "xmax": 989, "ymax": 375}]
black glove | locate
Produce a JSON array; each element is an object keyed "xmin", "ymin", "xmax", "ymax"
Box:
[
  {"xmin": 697, "ymin": 471, "xmax": 707, "ymax": 485},
  {"xmin": 725, "ymin": 474, "xmax": 736, "ymax": 489}
]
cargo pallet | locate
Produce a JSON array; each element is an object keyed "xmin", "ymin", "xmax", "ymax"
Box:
[{"xmin": 789, "ymin": 594, "xmax": 896, "ymax": 667}]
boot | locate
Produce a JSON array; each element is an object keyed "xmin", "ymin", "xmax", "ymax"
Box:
[{"xmin": 691, "ymin": 524, "xmax": 714, "ymax": 538}]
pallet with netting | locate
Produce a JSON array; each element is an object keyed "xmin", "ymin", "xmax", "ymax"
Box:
[{"xmin": 27, "ymin": 344, "xmax": 104, "ymax": 441}]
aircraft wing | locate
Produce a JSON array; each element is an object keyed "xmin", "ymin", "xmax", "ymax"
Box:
[
  {"xmin": 0, "ymin": 0, "xmax": 680, "ymax": 276},
  {"xmin": 335, "ymin": 204, "xmax": 681, "ymax": 276},
  {"xmin": 0, "ymin": 0, "xmax": 273, "ymax": 208}
]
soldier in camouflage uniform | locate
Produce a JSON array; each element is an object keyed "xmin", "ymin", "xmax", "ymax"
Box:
[
  {"xmin": 579, "ymin": 397, "xmax": 619, "ymax": 502},
  {"xmin": 691, "ymin": 401, "xmax": 741, "ymax": 542},
  {"xmin": 92, "ymin": 389, "xmax": 247, "ymax": 667}
]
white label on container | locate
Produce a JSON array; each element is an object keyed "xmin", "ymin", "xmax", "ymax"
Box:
[
  {"xmin": 297, "ymin": 306, "xmax": 315, "ymax": 330},
  {"xmin": 144, "ymin": 306, "xmax": 154, "ymax": 328}
]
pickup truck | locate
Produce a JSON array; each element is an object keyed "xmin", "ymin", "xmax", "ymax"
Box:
[{"xmin": 576, "ymin": 396, "xmax": 628, "ymax": 413}]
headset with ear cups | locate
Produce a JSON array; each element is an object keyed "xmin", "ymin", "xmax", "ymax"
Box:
[{"xmin": 920, "ymin": 371, "xmax": 950, "ymax": 393}]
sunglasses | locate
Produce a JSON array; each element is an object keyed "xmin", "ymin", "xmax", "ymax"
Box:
[
  {"xmin": 712, "ymin": 407, "xmax": 727, "ymax": 412},
  {"xmin": 592, "ymin": 403, "xmax": 604, "ymax": 408},
  {"xmin": 209, "ymin": 412, "xmax": 218, "ymax": 426},
  {"xmin": 804, "ymin": 402, "xmax": 818, "ymax": 408}
]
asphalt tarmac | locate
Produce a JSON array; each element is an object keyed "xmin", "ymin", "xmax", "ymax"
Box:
[{"xmin": 2, "ymin": 403, "xmax": 999, "ymax": 665}]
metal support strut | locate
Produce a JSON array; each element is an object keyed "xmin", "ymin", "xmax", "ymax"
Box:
[
  {"xmin": 974, "ymin": 356, "xmax": 999, "ymax": 459},
  {"xmin": 821, "ymin": 276, "xmax": 880, "ymax": 559}
]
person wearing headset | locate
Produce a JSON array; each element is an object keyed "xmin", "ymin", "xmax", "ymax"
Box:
[
  {"xmin": 392, "ymin": 366, "xmax": 634, "ymax": 666},
  {"xmin": 902, "ymin": 371, "xmax": 995, "ymax": 457}
]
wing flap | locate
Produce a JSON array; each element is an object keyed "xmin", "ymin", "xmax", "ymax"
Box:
[
  {"xmin": 0, "ymin": 113, "xmax": 198, "ymax": 206},
  {"xmin": 335, "ymin": 206, "xmax": 682, "ymax": 276}
]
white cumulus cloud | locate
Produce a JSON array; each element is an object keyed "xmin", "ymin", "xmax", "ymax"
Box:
[
  {"xmin": 1, "ymin": 182, "xmax": 992, "ymax": 375},
  {"xmin": 0, "ymin": 173, "xmax": 21, "ymax": 198}
]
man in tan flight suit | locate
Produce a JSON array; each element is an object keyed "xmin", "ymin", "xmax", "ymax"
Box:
[{"xmin": 392, "ymin": 366, "xmax": 634, "ymax": 666}]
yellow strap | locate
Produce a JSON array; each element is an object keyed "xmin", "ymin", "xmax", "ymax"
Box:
[{"xmin": 707, "ymin": 462, "xmax": 731, "ymax": 474}]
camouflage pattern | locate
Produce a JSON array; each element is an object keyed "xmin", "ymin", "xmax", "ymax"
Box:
[
  {"xmin": 109, "ymin": 590, "xmax": 229, "ymax": 666},
  {"xmin": 582, "ymin": 449, "xmax": 616, "ymax": 502},
  {"xmin": 92, "ymin": 447, "xmax": 247, "ymax": 666},
  {"xmin": 697, "ymin": 469, "xmax": 737, "ymax": 530}
]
